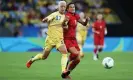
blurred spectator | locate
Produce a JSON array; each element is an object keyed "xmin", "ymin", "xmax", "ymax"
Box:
[
  {"xmin": 3, "ymin": 2, "xmax": 17, "ymax": 11},
  {"xmin": 13, "ymin": 24, "xmax": 21, "ymax": 37},
  {"xmin": 39, "ymin": 4, "xmax": 48, "ymax": 15},
  {"xmin": 18, "ymin": 2, "xmax": 26, "ymax": 11},
  {"xmin": 0, "ymin": 0, "xmax": 121, "ymax": 37}
]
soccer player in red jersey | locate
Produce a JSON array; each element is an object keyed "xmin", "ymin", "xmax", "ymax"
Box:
[
  {"xmin": 61, "ymin": 2, "xmax": 90, "ymax": 78},
  {"xmin": 92, "ymin": 13, "xmax": 107, "ymax": 60}
]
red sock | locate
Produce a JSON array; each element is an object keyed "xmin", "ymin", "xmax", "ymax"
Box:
[
  {"xmin": 69, "ymin": 53, "xmax": 78, "ymax": 61},
  {"xmin": 65, "ymin": 54, "xmax": 77, "ymax": 70},
  {"xmin": 94, "ymin": 48, "xmax": 98, "ymax": 54},
  {"xmin": 67, "ymin": 58, "xmax": 80, "ymax": 71},
  {"xmin": 98, "ymin": 48, "xmax": 103, "ymax": 53}
]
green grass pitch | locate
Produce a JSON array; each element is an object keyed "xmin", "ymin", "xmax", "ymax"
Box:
[{"xmin": 0, "ymin": 52, "xmax": 133, "ymax": 80}]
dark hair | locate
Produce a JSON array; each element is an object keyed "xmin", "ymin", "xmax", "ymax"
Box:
[{"xmin": 66, "ymin": 2, "xmax": 75, "ymax": 11}]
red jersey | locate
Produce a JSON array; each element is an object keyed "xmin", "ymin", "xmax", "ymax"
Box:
[
  {"xmin": 93, "ymin": 20, "xmax": 106, "ymax": 36},
  {"xmin": 63, "ymin": 12, "xmax": 80, "ymax": 39}
]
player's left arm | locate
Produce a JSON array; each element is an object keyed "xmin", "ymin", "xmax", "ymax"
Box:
[
  {"xmin": 105, "ymin": 27, "xmax": 107, "ymax": 35},
  {"xmin": 104, "ymin": 22, "xmax": 107, "ymax": 35},
  {"xmin": 78, "ymin": 17, "xmax": 90, "ymax": 26}
]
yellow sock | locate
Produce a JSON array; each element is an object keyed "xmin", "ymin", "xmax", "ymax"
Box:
[
  {"xmin": 61, "ymin": 54, "xmax": 68, "ymax": 72},
  {"xmin": 78, "ymin": 44, "xmax": 85, "ymax": 58},
  {"xmin": 31, "ymin": 53, "xmax": 43, "ymax": 62},
  {"xmin": 79, "ymin": 44, "xmax": 83, "ymax": 53}
]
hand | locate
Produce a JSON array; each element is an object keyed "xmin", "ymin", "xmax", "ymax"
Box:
[
  {"xmin": 63, "ymin": 25, "xmax": 68, "ymax": 29},
  {"xmin": 42, "ymin": 18, "xmax": 48, "ymax": 22},
  {"xmin": 86, "ymin": 17, "xmax": 90, "ymax": 21},
  {"xmin": 85, "ymin": 16, "xmax": 90, "ymax": 21},
  {"xmin": 105, "ymin": 30, "xmax": 107, "ymax": 35},
  {"xmin": 42, "ymin": 18, "xmax": 45, "ymax": 22},
  {"xmin": 64, "ymin": 15, "xmax": 69, "ymax": 22},
  {"xmin": 95, "ymin": 31, "xmax": 100, "ymax": 34}
]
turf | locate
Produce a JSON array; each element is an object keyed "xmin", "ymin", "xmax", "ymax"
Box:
[{"xmin": 0, "ymin": 52, "xmax": 133, "ymax": 80}]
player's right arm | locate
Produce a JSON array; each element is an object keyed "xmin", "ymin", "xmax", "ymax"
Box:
[
  {"xmin": 62, "ymin": 15, "xmax": 69, "ymax": 28},
  {"xmin": 42, "ymin": 13, "xmax": 55, "ymax": 22},
  {"xmin": 42, "ymin": 18, "xmax": 48, "ymax": 22}
]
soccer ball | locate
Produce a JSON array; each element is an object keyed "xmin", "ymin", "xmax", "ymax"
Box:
[{"xmin": 102, "ymin": 57, "xmax": 114, "ymax": 69}]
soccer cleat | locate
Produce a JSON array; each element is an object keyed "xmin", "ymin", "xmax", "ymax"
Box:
[
  {"xmin": 61, "ymin": 70, "xmax": 71, "ymax": 79},
  {"xmin": 63, "ymin": 76, "xmax": 72, "ymax": 80},
  {"xmin": 93, "ymin": 54, "xmax": 98, "ymax": 61},
  {"xmin": 26, "ymin": 58, "xmax": 34, "ymax": 68},
  {"xmin": 96, "ymin": 54, "xmax": 99, "ymax": 59}
]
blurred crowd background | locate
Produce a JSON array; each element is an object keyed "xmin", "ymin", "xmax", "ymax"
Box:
[{"xmin": 0, "ymin": 0, "xmax": 123, "ymax": 37}]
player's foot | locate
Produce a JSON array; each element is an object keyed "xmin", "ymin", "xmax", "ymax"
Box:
[
  {"xmin": 93, "ymin": 54, "xmax": 98, "ymax": 61},
  {"xmin": 97, "ymin": 54, "xmax": 99, "ymax": 59},
  {"xmin": 61, "ymin": 70, "xmax": 71, "ymax": 79},
  {"xmin": 62, "ymin": 76, "xmax": 72, "ymax": 80},
  {"xmin": 26, "ymin": 57, "xmax": 34, "ymax": 68}
]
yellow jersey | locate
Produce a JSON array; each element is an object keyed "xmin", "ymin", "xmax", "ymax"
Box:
[
  {"xmin": 46, "ymin": 11, "xmax": 65, "ymax": 39},
  {"xmin": 76, "ymin": 22, "xmax": 89, "ymax": 32},
  {"xmin": 76, "ymin": 22, "xmax": 90, "ymax": 42}
]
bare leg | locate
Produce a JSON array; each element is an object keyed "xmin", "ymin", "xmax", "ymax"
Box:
[
  {"xmin": 61, "ymin": 47, "xmax": 80, "ymax": 78},
  {"xmin": 93, "ymin": 45, "xmax": 99, "ymax": 60},
  {"xmin": 67, "ymin": 47, "xmax": 80, "ymax": 71},
  {"xmin": 26, "ymin": 46, "xmax": 53, "ymax": 68}
]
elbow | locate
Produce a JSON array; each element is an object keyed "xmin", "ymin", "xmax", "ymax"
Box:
[{"xmin": 83, "ymin": 23, "xmax": 87, "ymax": 26}]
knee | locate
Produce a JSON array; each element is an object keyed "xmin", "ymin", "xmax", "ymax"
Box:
[
  {"xmin": 42, "ymin": 49, "xmax": 50, "ymax": 60},
  {"xmin": 77, "ymin": 40, "xmax": 82, "ymax": 44},
  {"xmin": 69, "ymin": 52, "xmax": 80, "ymax": 61},
  {"xmin": 80, "ymin": 53, "xmax": 84, "ymax": 58},
  {"xmin": 42, "ymin": 56, "xmax": 48, "ymax": 60},
  {"xmin": 61, "ymin": 50, "xmax": 68, "ymax": 54},
  {"xmin": 42, "ymin": 52, "xmax": 48, "ymax": 60}
]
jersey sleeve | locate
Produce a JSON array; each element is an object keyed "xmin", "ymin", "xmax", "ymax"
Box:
[{"xmin": 46, "ymin": 13, "xmax": 55, "ymax": 22}]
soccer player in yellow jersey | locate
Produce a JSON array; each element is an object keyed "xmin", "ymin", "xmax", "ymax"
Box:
[
  {"xmin": 26, "ymin": 1, "xmax": 69, "ymax": 77},
  {"xmin": 76, "ymin": 12, "xmax": 90, "ymax": 58}
]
